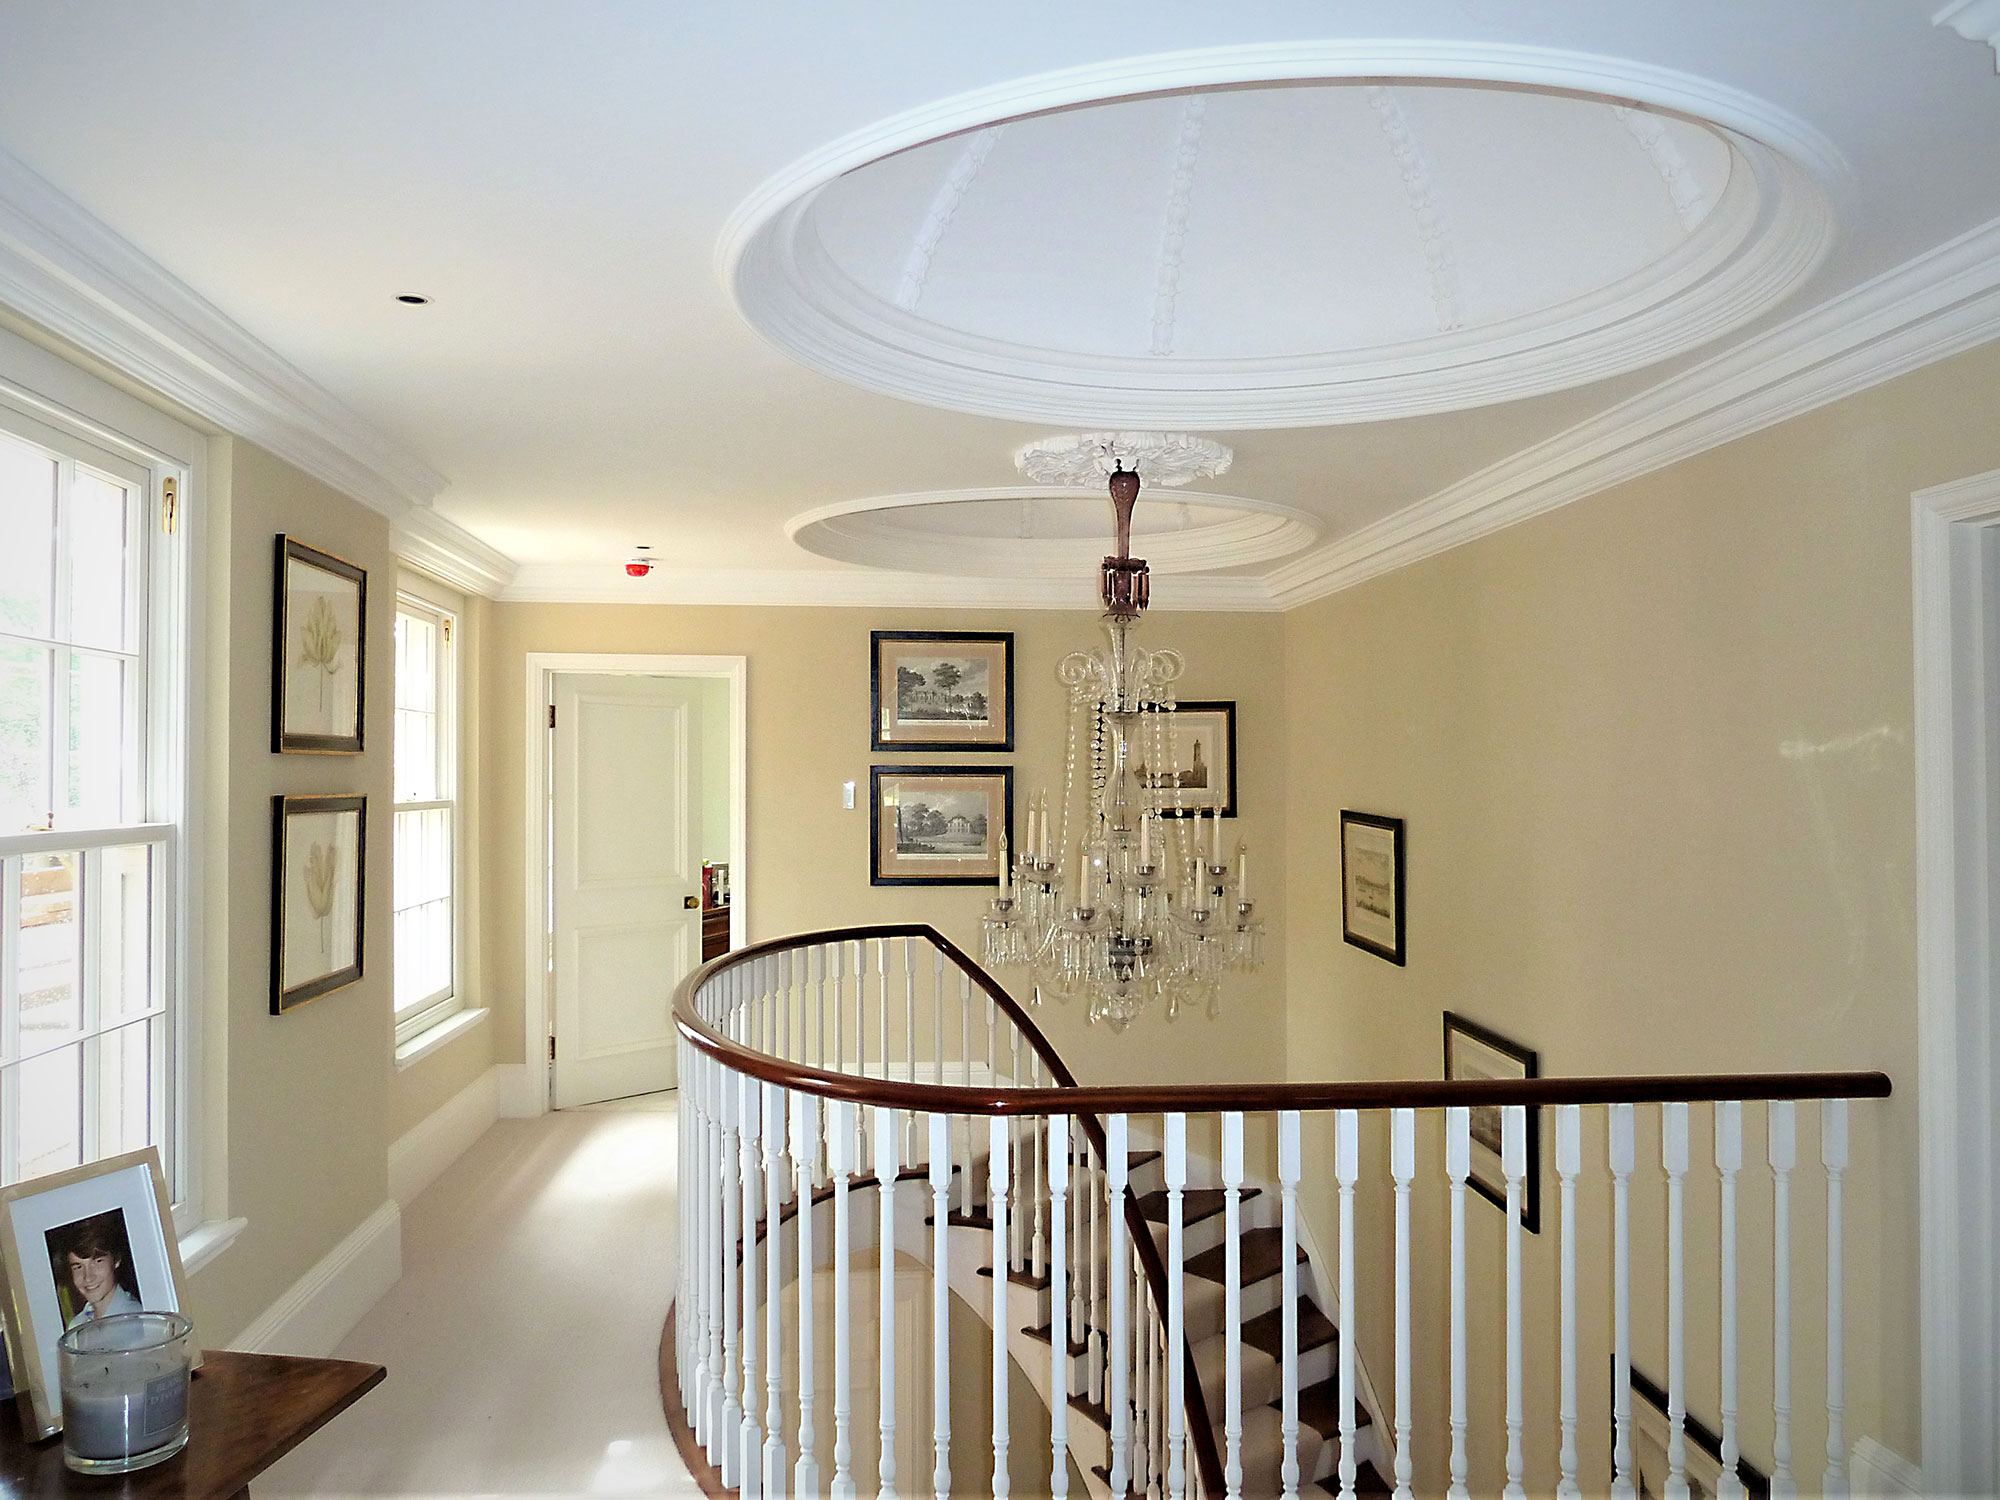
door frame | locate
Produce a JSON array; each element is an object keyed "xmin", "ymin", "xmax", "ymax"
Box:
[
  {"xmin": 1912, "ymin": 469, "xmax": 2000, "ymax": 1494},
  {"xmin": 522, "ymin": 652, "xmax": 747, "ymax": 1114}
]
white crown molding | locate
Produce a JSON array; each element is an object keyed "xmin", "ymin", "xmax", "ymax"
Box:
[
  {"xmin": 1269, "ymin": 209, "xmax": 2000, "ymax": 608},
  {"xmin": 500, "ymin": 562, "xmax": 1279, "ymax": 612},
  {"xmin": 392, "ymin": 505, "xmax": 519, "ymax": 598},
  {"xmin": 0, "ymin": 144, "xmax": 447, "ymax": 519},
  {"xmin": 1936, "ymin": 0, "xmax": 2000, "ymax": 70}
]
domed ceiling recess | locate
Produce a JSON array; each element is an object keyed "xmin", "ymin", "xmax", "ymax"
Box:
[{"xmin": 725, "ymin": 58, "xmax": 1839, "ymax": 428}]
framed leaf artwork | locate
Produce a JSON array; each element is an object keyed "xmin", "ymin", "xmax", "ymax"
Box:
[
  {"xmin": 271, "ymin": 794, "xmax": 366, "ymax": 1013},
  {"xmin": 273, "ymin": 535, "xmax": 367, "ymax": 754}
]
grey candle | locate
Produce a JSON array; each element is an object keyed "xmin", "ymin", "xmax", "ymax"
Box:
[{"xmin": 57, "ymin": 1311, "xmax": 193, "ymax": 1474}]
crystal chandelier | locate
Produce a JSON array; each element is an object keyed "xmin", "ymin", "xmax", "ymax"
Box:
[{"xmin": 983, "ymin": 436, "xmax": 1263, "ymax": 1028}]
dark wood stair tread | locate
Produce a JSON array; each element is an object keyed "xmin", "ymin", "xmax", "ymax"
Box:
[
  {"xmin": 1185, "ymin": 1226, "xmax": 1306, "ymax": 1286},
  {"xmin": 1296, "ymin": 1376, "xmax": 1374, "ymax": 1439},
  {"xmin": 976, "ymin": 1262, "xmax": 1051, "ymax": 1291},
  {"xmin": 1022, "ymin": 1322, "xmax": 1090, "ymax": 1358},
  {"xmin": 925, "ymin": 1208, "xmax": 994, "ymax": 1230},
  {"xmin": 1241, "ymin": 1297, "xmax": 1338, "ymax": 1361},
  {"xmin": 1318, "ymin": 1461, "xmax": 1392, "ymax": 1496},
  {"xmin": 1134, "ymin": 1186, "xmax": 1261, "ymax": 1227}
]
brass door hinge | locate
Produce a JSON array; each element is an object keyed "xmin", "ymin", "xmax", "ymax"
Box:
[
  {"xmin": 160, "ymin": 477, "xmax": 177, "ymax": 534},
  {"xmin": 548, "ymin": 1035, "xmax": 556, "ymax": 1061},
  {"xmin": 547, "ymin": 703, "xmax": 556, "ymax": 729}
]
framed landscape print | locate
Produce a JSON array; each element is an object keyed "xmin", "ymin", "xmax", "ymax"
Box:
[
  {"xmin": 273, "ymin": 534, "xmax": 367, "ymax": 754},
  {"xmin": 271, "ymin": 794, "xmax": 367, "ymax": 1013},
  {"xmin": 1142, "ymin": 700, "xmax": 1237, "ymax": 818},
  {"xmin": 1340, "ymin": 810, "xmax": 1405, "ymax": 964},
  {"xmin": 1443, "ymin": 1011, "xmax": 1542, "ymax": 1234},
  {"xmin": 871, "ymin": 765, "xmax": 1013, "ymax": 885},
  {"xmin": 871, "ymin": 631, "xmax": 1013, "ymax": 751},
  {"xmin": 0, "ymin": 1148, "xmax": 194, "ymax": 1440}
]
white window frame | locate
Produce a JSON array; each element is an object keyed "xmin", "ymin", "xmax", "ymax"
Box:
[
  {"xmin": 391, "ymin": 584, "xmax": 460, "ymax": 1045},
  {"xmin": 0, "ymin": 326, "xmax": 210, "ymax": 1240}
]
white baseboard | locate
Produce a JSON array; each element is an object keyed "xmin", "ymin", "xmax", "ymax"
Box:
[
  {"xmin": 233, "ymin": 1201, "xmax": 401, "ymax": 1357},
  {"xmin": 495, "ymin": 1061, "xmax": 546, "ymax": 1117},
  {"xmin": 1852, "ymin": 1436, "xmax": 1923, "ymax": 1498},
  {"xmin": 388, "ymin": 1067, "xmax": 499, "ymax": 1208}
]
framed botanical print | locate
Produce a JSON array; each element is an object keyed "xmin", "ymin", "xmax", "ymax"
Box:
[
  {"xmin": 271, "ymin": 794, "xmax": 367, "ymax": 1013},
  {"xmin": 871, "ymin": 631, "xmax": 1013, "ymax": 751},
  {"xmin": 1140, "ymin": 700, "xmax": 1237, "ymax": 818},
  {"xmin": 273, "ymin": 534, "xmax": 367, "ymax": 754},
  {"xmin": 870, "ymin": 765, "xmax": 1013, "ymax": 886},
  {"xmin": 1443, "ymin": 1011, "xmax": 1542, "ymax": 1234},
  {"xmin": 1340, "ymin": 810, "xmax": 1405, "ymax": 964}
]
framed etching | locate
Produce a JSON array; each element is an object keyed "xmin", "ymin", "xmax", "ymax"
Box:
[
  {"xmin": 0, "ymin": 1149, "xmax": 195, "ymax": 1440},
  {"xmin": 870, "ymin": 765, "xmax": 1013, "ymax": 886},
  {"xmin": 1443, "ymin": 1011, "xmax": 1542, "ymax": 1234},
  {"xmin": 1141, "ymin": 700, "xmax": 1237, "ymax": 818},
  {"xmin": 871, "ymin": 631, "xmax": 1013, "ymax": 751},
  {"xmin": 273, "ymin": 534, "xmax": 367, "ymax": 754},
  {"xmin": 1340, "ymin": 810, "xmax": 1404, "ymax": 964},
  {"xmin": 271, "ymin": 794, "xmax": 367, "ymax": 1013}
]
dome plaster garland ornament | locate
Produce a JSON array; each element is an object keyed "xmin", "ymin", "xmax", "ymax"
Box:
[{"xmin": 1013, "ymin": 431, "xmax": 1232, "ymax": 489}]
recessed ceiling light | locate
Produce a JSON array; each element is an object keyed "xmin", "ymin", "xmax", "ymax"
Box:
[{"xmin": 395, "ymin": 293, "xmax": 432, "ymax": 305}]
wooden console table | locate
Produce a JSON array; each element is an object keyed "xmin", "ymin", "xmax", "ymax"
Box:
[{"xmin": 0, "ymin": 1349, "xmax": 384, "ymax": 1499}]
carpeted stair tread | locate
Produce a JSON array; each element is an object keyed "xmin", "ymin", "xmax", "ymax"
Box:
[
  {"xmin": 1241, "ymin": 1297, "xmax": 1339, "ymax": 1361},
  {"xmin": 1185, "ymin": 1226, "xmax": 1306, "ymax": 1286}
]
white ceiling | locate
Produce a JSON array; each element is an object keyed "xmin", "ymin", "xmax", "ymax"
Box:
[{"xmin": 0, "ymin": 3, "xmax": 1997, "ymax": 607}]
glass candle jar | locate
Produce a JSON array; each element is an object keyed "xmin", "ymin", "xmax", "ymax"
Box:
[{"xmin": 57, "ymin": 1311, "xmax": 194, "ymax": 1474}]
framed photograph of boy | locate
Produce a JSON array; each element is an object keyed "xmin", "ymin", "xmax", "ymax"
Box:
[
  {"xmin": 273, "ymin": 534, "xmax": 368, "ymax": 754},
  {"xmin": 271, "ymin": 793, "xmax": 367, "ymax": 1013},
  {"xmin": 870, "ymin": 765, "xmax": 1013, "ymax": 885},
  {"xmin": 1443, "ymin": 1011, "xmax": 1542, "ymax": 1234},
  {"xmin": 0, "ymin": 1148, "xmax": 194, "ymax": 1440},
  {"xmin": 870, "ymin": 631, "xmax": 1013, "ymax": 751}
]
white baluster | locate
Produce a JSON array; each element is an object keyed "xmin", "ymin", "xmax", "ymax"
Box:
[
  {"xmin": 1823, "ymin": 1098, "xmax": 1849, "ymax": 1499},
  {"xmin": 720, "ymin": 1066, "xmax": 743, "ymax": 1481},
  {"xmin": 1222, "ymin": 1111, "xmax": 1245, "ymax": 1500},
  {"xmin": 815, "ymin": 944, "xmax": 827, "ymax": 1070},
  {"xmin": 1391, "ymin": 1108, "xmax": 1416, "ymax": 1500},
  {"xmin": 1715, "ymin": 1100, "xmax": 1743, "ymax": 1500},
  {"xmin": 960, "ymin": 974, "xmax": 975, "ymax": 1217},
  {"xmin": 742, "ymin": 1075, "xmax": 765, "ymax": 1498},
  {"xmin": 1503, "ymin": 1106, "xmax": 1527, "ymax": 1500},
  {"xmin": 795, "ymin": 1092, "xmax": 823, "ymax": 1500},
  {"xmin": 1556, "ymin": 1105, "xmax": 1582, "ymax": 1500},
  {"xmin": 991, "ymin": 1114, "xmax": 1012, "ymax": 1500},
  {"xmin": 1166, "ymin": 1112, "xmax": 1188, "ymax": 1500},
  {"xmin": 878, "ymin": 940, "xmax": 891, "ymax": 1096},
  {"xmin": 780, "ymin": 951, "xmax": 792, "ymax": 1061},
  {"xmin": 1664, "ymin": 1101, "xmax": 1690, "ymax": 1500},
  {"xmin": 1050, "ymin": 1115, "xmax": 1072, "ymax": 1500},
  {"xmin": 1337, "ymin": 1109, "xmax": 1360, "ymax": 1500},
  {"xmin": 1610, "ymin": 1102, "xmax": 1636, "ymax": 1500},
  {"xmin": 708, "ymin": 1055, "xmax": 728, "ymax": 1452},
  {"xmin": 933, "ymin": 947, "xmax": 945, "ymax": 1087},
  {"xmin": 1108, "ymin": 1114, "xmax": 1132, "ymax": 1499},
  {"xmin": 692, "ymin": 1054, "xmax": 714, "ymax": 1442},
  {"xmin": 1280, "ymin": 1110, "xmax": 1303, "ymax": 1500},
  {"xmin": 1770, "ymin": 1099, "xmax": 1796, "ymax": 1500},
  {"xmin": 1088, "ymin": 1139, "xmax": 1105, "ymax": 1407},
  {"xmin": 1445, "ymin": 1107, "xmax": 1470, "ymax": 1500},
  {"xmin": 929, "ymin": 1113, "xmax": 952, "ymax": 1500},
  {"xmin": 766, "ymin": 1084, "xmax": 789, "ymax": 1498},
  {"xmin": 831, "ymin": 1100, "xmax": 856, "ymax": 1500},
  {"xmin": 876, "ymin": 1106, "xmax": 898, "ymax": 1500},
  {"xmin": 834, "ymin": 942, "xmax": 846, "ymax": 1072}
]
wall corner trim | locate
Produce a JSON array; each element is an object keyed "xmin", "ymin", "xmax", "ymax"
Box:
[
  {"xmin": 231, "ymin": 1201, "xmax": 401, "ymax": 1358},
  {"xmin": 387, "ymin": 1066, "xmax": 500, "ymax": 1208},
  {"xmin": 1850, "ymin": 1437, "xmax": 1923, "ymax": 1498},
  {"xmin": 494, "ymin": 1062, "xmax": 546, "ymax": 1119}
]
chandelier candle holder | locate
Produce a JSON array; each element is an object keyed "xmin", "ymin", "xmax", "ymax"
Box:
[{"xmin": 984, "ymin": 434, "xmax": 1263, "ymax": 1027}]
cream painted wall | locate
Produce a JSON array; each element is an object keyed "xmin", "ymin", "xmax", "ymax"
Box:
[
  {"xmin": 1282, "ymin": 336, "xmax": 2000, "ymax": 1485},
  {"xmin": 481, "ymin": 605, "xmax": 1287, "ymax": 1087}
]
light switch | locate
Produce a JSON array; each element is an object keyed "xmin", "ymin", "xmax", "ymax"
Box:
[{"xmin": 842, "ymin": 779, "xmax": 856, "ymax": 809}]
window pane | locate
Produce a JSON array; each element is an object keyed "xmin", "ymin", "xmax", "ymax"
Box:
[
  {"xmin": 65, "ymin": 651, "xmax": 127, "ymax": 827},
  {"xmin": 96, "ymin": 1019, "xmax": 153, "ymax": 1162},
  {"xmin": 98, "ymin": 844, "xmax": 153, "ymax": 1023},
  {"xmin": 394, "ymin": 706, "xmax": 437, "ymax": 802},
  {"xmin": 65, "ymin": 468, "xmax": 131, "ymax": 652},
  {"xmin": 0, "ymin": 433, "xmax": 55, "ymax": 638},
  {"xmin": 17, "ymin": 1042, "xmax": 82, "ymax": 1180},
  {"xmin": 393, "ymin": 805, "xmax": 452, "ymax": 1011},
  {"xmin": 0, "ymin": 641, "xmax": 51, "ymax": 833},
  {"xmin": 395, "ymin": 613, "xmax": 436, "ymax": 712},
  {"xmin": 19, "ymin": 851, "xmax": 81, "ymax": 1057}
]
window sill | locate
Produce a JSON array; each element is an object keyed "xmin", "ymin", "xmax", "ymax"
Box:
[
  {"xmin": 394, "ymin": 1006, "xmax": 488, "ymax": 1071},
  {"xmin": 180, "ymin": 1216, "xmax": 249, "ymax": 1276}
]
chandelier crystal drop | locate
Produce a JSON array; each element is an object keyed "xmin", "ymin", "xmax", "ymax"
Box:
[{"xmin": 983, "ymin": 454, "xmax": 1262, "ymax": 1028}]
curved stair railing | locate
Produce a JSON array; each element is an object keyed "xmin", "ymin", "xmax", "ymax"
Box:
[{"xmin": 668, "ymin": 923, "xmax": 1890, "ymax": 1500}]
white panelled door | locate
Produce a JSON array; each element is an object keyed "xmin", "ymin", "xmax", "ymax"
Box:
[{"xmin": 551, "ymin": 674, "xmax": 703, "ymax": 1108}]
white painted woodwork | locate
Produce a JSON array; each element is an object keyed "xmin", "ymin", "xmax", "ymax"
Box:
[
  {"xmin": 1502, "ymin": 1106, "xmax": 1527, "ymax": 1500},
  {"xmin": 875, "ymin": 1106, "xmax": 898, "ymax": 1500},
  {"xmin": 1823, "ymin": 1098, "xmax": 1850, "ymax": 1499},
  {"xmin": 1336, "ymin": 1108, "xmax": 1359, "ymax": 1500},
  {"xmin": 741, "ymin": 1074, "xmax": 765, "ymax": 1498},
  {"xmin": 708, "ymin": 1058, "xmax": 728, "ymax": 1454},
  {"xmin": 1610, "ymin": 1102, "xmax": 1636, "ymax": 1500},
  {"xmin": 1716, "ymin": 1100, "xmax": 1744, "ymax": 1500},
  {"xmin": 766, "ymin": 1083, "xmax": 789, "ymax": 1499},
  {"xmin": 1049, "ymin": 1114, "xmax": 1071, "ymax": 1500},
  {"xmin": 1223, "ymin": 1110, "xmax": 1245, "ymax": 1500},
  {"xmin": 721, "ymin": 1065, "xmax": 743, "ymax": 1484},
  {"xmin": 795, "ymin": 1091, "xmax": 824, "ymax": 1500},
  {"xmin": 1445, "ymin": 1107, "xmax": 1470, "ymax": 1500},
  {"xmin": 549, "ymin": 673, "xmax": 701, "ymax": 1107},
  {"xmin": 1166, "ymin": 1112, "xmax": 1188, "ymax": 1500},
  {"xmin": 1664, "ymin": 1101, "xmax": 1691, "ymax": 1500},
  {"xmin": 1556, "ymin": 1105, "xmax": 1582, "ymax": 1500},
  {"xmin": 1771, "ymin": 1099, "xmax": 1797, "ymax": 1500},
  {"xmin": 831, "ymin": 1100, "xmax": 856, "ymax": 1500},
  {"xmin": 991, "ymin": 1113, "xmax": 1012, "ymax": 1500},
  {"xmin": 927, "ymin": 1113, "xmax": 951, "ymax": 1500},
  {"xmin": 1280, "ymin": 1110, "xmax": 1303, "ymax": 1500},
  {"xmin": 1391, "ymin": 1108, "xmax": 1416, "ymax": 1500},
  {"xmin": 1107, "ymin": 1113, "xmax": 1132, "ymax": 1499}
]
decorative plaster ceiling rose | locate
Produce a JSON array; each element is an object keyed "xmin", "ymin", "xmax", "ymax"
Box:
[{"xmin": 1013, "ymin": 432, "xmax": 1233, "ymax": 488}]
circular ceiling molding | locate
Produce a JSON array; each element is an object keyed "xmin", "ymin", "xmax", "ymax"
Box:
[
  {"xmin": 788, "ymin": 487, "xmax": 1320, "ymax": 578},
  {"xmin": 721, "ymin": 44, "xmax": 1843, "ymax": 428},
  {"xmin": 1014, "ymin": 431, "xmax": 1233, "ymax": 487}
]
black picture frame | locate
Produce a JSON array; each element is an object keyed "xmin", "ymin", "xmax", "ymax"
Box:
[
  {"xmin": 1145, "ymin": 700, "xmax": 1238, "ymax": 819},
  {"xmin": 1340, "ymin": 810, "xmax": 1405, "ymax": 964},
  {"xmin": 870, "ymin": 631, "xmax": 1014, "ymax": 751},
  {"xmin": 271, "ymin": 793, "xmax": 367, "ymax": 1013},
  {"xmin": 1443, "ymin": 1010, "xmax": 1542, "ymax": 1234},
  {"xmin": 272, "ymin": 534, "xmax": 368, "ymax": 754},
  {"xmin": 870, "ymin": 765, "xmax": 1014, "ymax": 886}
]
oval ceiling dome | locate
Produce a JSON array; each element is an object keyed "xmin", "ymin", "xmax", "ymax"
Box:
[{"xmin": 727, "ymin": 72, "xmax": 1836, "ymax": 427}]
